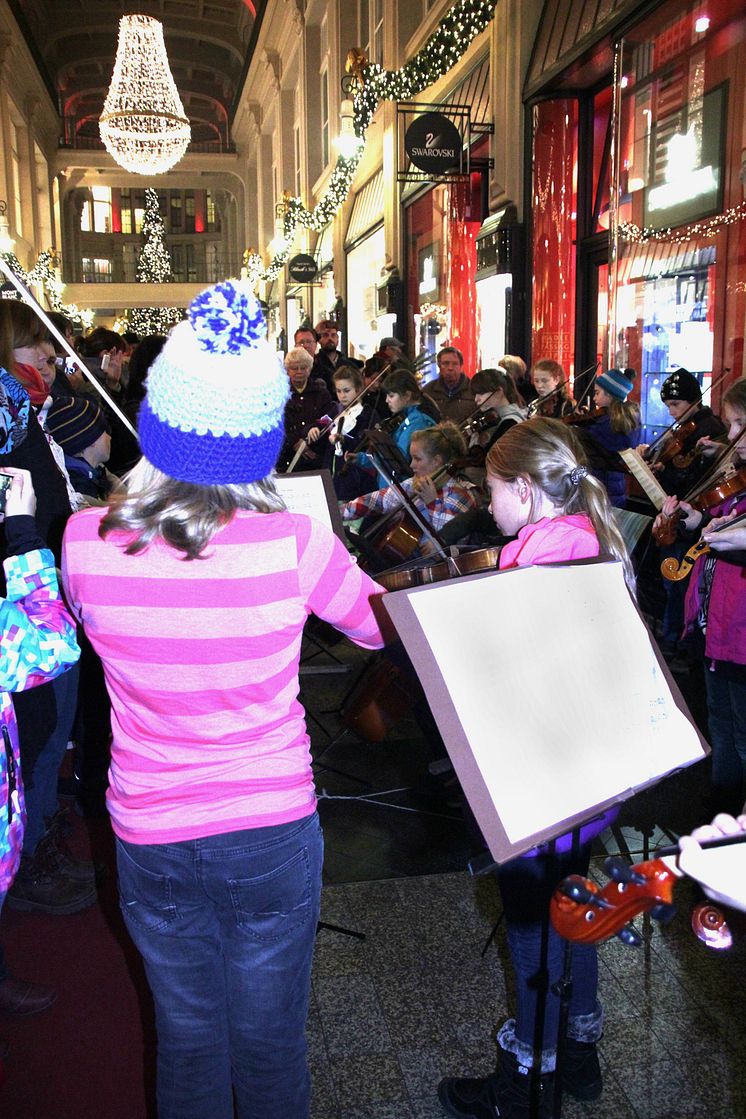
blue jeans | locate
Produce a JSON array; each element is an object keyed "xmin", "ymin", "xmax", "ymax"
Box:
[
  {"xmin": 706, "ymin": 669, "xmax": 746, "ymax": 816},
  {"xmin": 497, "ymin": 843, "xmax": 602, "ymax": 1072},
  {"xmin": 116, "ymin": 812, "xmax": 323, "ymax": 1119}
]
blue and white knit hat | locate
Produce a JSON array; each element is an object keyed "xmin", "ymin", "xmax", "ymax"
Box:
[
  {"xmin": 138, "ymin": 281, "xmax": 289, "ymax": 484},
  {"xmin": 596, "ymin": 367, "xmax": 634, "ymax": 401}
]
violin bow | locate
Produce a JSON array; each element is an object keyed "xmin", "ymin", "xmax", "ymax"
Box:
[
  {"xmin": 568, "ymin": 361, "xmax": 601, "ymax": 416},
  {"xmin": 0, "ymin": 255, "xmax": 138, "ymax": 438}
]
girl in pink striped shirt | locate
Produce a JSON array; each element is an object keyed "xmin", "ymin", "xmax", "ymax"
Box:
[{"xmin": 62, "ymin": 282, "xmax": 386, "ymax": 1119}]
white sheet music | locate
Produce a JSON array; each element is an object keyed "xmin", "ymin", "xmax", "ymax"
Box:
[
  {"xmin": 402, "ymin": 562, "xmax": 704, "ymax": 845},
  {"xmin": 273, "ymin": 472, "xmax": 337, "ymax": 535}
]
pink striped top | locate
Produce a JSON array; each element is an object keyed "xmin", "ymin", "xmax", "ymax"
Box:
[{"xmin": 62, "ymin": 508, "xmax": 386, "ymax": 844}]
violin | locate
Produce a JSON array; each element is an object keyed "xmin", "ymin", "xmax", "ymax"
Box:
[
  {"xmin": 551, "ymin": 851, "xmax": 736, "ymax": 951},
  {"xmin": 376, "ymin": 545, "xmax": 503, "ymax": 592},
  {"xmin": 649, "ymin": 417, "xmax": 700, "ymax": 467},
  {"xmin": 661, "ymin": 508, "xmax": 746, "ymax": 581},
  {"xmin": 562, "ymin": 406, "xmax": 606, "ymax": 427}
]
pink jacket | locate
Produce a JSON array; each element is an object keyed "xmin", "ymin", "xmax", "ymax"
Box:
[
  {"xmin": 683, "ymin": 493, "xmax": 746, "ymax": 666},
  {"xmin": 499, "ymin": 513, "xmax": 600, "ymax": 569}
]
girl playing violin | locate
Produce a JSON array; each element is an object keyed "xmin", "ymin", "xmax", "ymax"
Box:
[
  {"xmin": 323, "ymin": 366, "xmax": 378, "ymax": 501},
  {"xmin": 469, "ymin": 367, "xmax": 527, "ymax": 452},
  {"xmin": 581, "ymin": 367, "xmax": 640, "ymax": 508},
  {"xmin": 529, "ymin": 359, "xmax": 574, "ymax": 419},
  {"xmin": 654, "ymin": 376, "xmax": 746, "ymax": 817},
  {"xmin": 341, "ymin": 422, "xmax": 478, "ymax": 560},
  {"xmin": 439, "ymin": 418, "xmax": 633, "ymax": 1119}
]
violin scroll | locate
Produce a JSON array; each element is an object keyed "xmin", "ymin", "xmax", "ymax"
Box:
[
  {"xmin": 660, "ymin": 539, "xmax": 710, "ymax": 582},
  {"xmin": 552, "ymin": 854, "xmax": 734, "ymax": 950}
]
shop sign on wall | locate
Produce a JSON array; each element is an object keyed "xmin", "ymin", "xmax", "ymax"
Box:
[
  {"xmin": 397, "ymin": 102, "xmax": 492, "ymax": 184},
  {"xmin": 287, "ymin": 254, "xmax": 319, "ymax": 283}
]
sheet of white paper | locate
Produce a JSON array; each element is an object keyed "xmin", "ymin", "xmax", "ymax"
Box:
[
  {"xmin": 407, "ymin": 562, "xmax": 704, "ymax": 843},
  {"xmin": 274, "ymin": 473, "xmax": 335, "ymax": 534}
]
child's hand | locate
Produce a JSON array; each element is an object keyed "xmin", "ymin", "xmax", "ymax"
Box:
[
  {"xmin": 677, "ymin": 814, "xmax": 746, "ymax": 913},
  {"xmin": 703, "ymin": 514, "xmax": 746, "ymax": 552},
  {"xmin": 696, "ymin": 436, "xmax": 721, "ymax": 458},
  {"xmin": 306, "ymin": 427, "xmax": 321, "ymax": 444},
  {"xmin": 1, "ymin": 468, "xmax": 36, "ymax": 521}
]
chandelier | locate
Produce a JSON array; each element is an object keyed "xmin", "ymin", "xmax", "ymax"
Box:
[{"xmin": 99, "ymin": 14, "xmax": 191, "ymax": 175}]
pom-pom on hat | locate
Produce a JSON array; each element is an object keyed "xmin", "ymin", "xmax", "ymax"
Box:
[
  {"xmin": 45, "ymin": 396, "xmax": 108, "ymax": 456},
  {"xmin": 138, "ymin": 281, "xmax": 289, "ymax": 485},
  {"xmin": 660, "ymin": 368, "xmax": 702, "ymax": 404},
  {"xmin": 596, "ymin": 367, "xmax": 634, "ymax": 401}
]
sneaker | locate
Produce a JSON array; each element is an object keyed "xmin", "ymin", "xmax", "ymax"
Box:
[
  {"xmin": 561, "ymin": 1038, "xmax": 602, "ymax": 1101},
  {"xmin": 438, "ymin": 1053, "xmax": 553, "ymax": 1119},
  {"xmin": 7, "ymin": 853, "xmax": 97, "ymax": 915}
]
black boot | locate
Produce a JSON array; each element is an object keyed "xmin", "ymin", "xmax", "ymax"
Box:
[
  {"xmin": 561, "ymin": 1038, "xmax": 602, "ymax": 1101},
  {"xmin": 7, "ymin": 848, "xmax": 97, "ymax": 915},
  {"xmin": 438, "ymin": 1052, "xmax": 554, "ymax": 1119},
  {"xmin": 40, "ymin": 811, "xmax": 96, "ymax": 885}
]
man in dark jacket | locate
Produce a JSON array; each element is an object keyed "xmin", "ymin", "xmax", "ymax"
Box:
[
  {"xmin": 312, "ymin": 319, "xmax": 360, "ymax": 392},
  {"xmin": 425, "ymin": 347, "xmax": 474, "ymax": 425}
]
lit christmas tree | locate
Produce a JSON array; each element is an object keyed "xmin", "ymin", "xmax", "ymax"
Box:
[{"xmin": 129, "ymin": 188, "xmax": 183, "ymax": 336}]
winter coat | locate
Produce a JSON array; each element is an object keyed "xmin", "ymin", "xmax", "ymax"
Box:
[
  {"xmin": 0, "ymin": 540, "xmax": 80, "ymax": 896},
  {"xmin": 424, "ymin": 374, "xmax": 475, "ymax": 425}
]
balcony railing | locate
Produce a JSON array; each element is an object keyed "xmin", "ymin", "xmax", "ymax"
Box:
[
  {"xmin": 59, "ymin": 131, "xmax": 237, "ymax": 155},
  {"xmin": 75, "ymin": 254, "xmax": 248, "ymax": 285}
]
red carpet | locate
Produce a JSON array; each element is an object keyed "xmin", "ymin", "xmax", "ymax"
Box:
[{"xmin": 0, "ymin": 813, "xmax": 156, "ymax": 1118}]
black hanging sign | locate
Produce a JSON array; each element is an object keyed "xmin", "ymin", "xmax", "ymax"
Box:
[
  {"xmin": 287, "ymin": 254, "xmax": 318, "ymax": 283},
  {"xmin": 405, "ymin": 112, "xmax": 462, "ymax": 175}
]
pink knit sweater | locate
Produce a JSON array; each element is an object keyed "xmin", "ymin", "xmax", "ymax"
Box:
[{"xmin": 62, "ymin": 508, "xmax": 386, "ymax": 844}]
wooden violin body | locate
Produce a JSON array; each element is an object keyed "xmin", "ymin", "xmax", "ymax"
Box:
[{"xmin": 376, "ymin": 546, "xmax": 502, "ymax": 592}]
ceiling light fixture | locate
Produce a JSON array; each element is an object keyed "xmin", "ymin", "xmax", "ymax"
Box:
[{"xmin": 99, "ymin": 14, "xmax": 191, "ymax": 175}]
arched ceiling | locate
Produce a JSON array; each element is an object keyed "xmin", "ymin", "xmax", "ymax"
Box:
[{"xmin": 10, "ymin": 0, "xmax": 264, "ymax": 146}]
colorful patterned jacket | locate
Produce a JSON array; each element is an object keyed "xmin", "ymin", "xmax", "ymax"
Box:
[{"xmin": 0, "ymin": 547, "xmax": 80, "ymax": 897}]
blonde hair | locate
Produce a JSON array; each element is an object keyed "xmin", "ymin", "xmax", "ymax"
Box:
[
  {"xmin": 607, "ymin": 397, "xmax": 640, "ymax": 436},
  {"xmin": 723, "ymin": 376, "xmax": 746, "ymax": 414},
  {"xmin": 99, "ymin": 457, "xmax": 286, "ymax": 560},
  {"xmin": 284, "ymin": 346, "xmax": 313, "ymax": 372},
  {"xmin": 486, "ymin": 418, "xmax": 635, "ymax": 591},
  {"xmin": 410, "ymin": 420, "xmax": 467, "ymax": 462}
]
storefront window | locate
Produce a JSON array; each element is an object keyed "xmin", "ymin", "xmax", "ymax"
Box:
[
  {"xmin": 530, "ymin": 98, "xmax": 578, "ymax": 375},
  {"xmin": 346, "ymin": 225, "xmax": 386, "ymax": 361},
  {"xmin": 405, "ymin": 141, "xmax": 487, "ymax": 375},
  {"xmin": 613, "ymin": 0, "xmax": 746, "ymax": 437}
]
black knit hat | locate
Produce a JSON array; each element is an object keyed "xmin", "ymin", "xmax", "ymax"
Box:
[
  {"xmin": 660, "ymin": 368, "xmax": 702, "ymax": 404},
  {"xmin": 45, "ymin": 396, "xmax": 108, "ymax": 455}
]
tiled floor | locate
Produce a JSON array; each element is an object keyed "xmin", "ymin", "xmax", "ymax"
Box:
[
  {"xmin": 302, "ymin": 630, "xmax": 746, "ymax": 1119},
  {"xmin": 309, "ymin": 865, "xmax": 746, "ymax": 1119}
]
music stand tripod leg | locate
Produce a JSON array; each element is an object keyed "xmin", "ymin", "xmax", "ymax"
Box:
[{"xmin": 316, "ymin": 920, "xmax": 366, "ymax": 941}]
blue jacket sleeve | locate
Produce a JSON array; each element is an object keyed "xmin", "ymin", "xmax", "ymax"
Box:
[{"xmin": 0, "ymin": 548, "xmax": 80, "ymax": 694}]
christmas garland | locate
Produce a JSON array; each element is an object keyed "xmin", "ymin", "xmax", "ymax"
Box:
[
  {"xmin": 257, "ymin": 0, "xmax": 497, "ymax": 283},
  {"xmin": 0, "ymin": 247, "xmax": 94, "ymax": 328}
]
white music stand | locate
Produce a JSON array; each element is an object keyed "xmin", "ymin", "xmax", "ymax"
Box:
[{"xmin": 383, "ymin": 559, "xmax": 708, "ymax": 864}]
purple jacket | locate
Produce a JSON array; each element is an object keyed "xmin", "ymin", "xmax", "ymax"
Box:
[{"xmin": 683, "ymin": 493, "xmax": 746, "ymax": 665}]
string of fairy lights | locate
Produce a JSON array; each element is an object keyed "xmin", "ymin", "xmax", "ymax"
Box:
[
  {"xmin": 0, "ymin": 246, "xmax": 95, "ymax": 328},
  {"xmin": 619, "ymin": 200, "xmax": 746, "ymax": 244}
]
